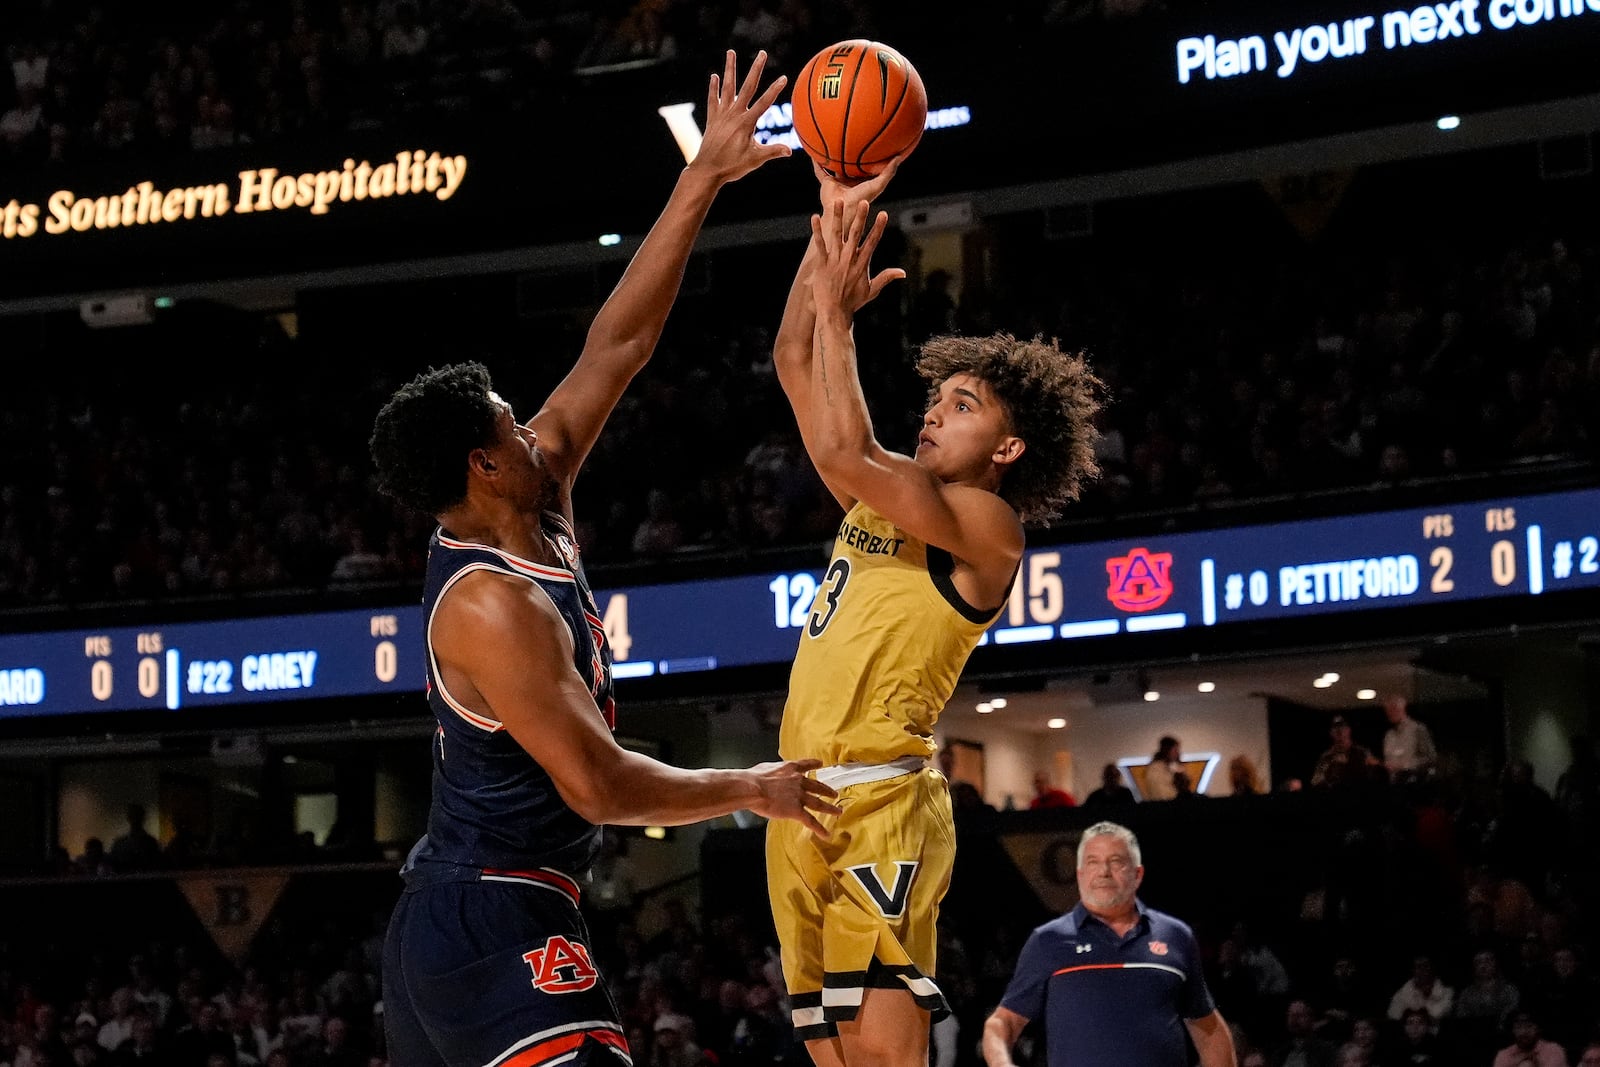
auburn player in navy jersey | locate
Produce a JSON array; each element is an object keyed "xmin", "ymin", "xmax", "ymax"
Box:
[
  {"xmin": 368, "ymin": 52, "xmax": 839, "ymax": 1067},
  {"xmin": 762, "ymin": 181, "xmax": 1104, "ymax": 1067}
]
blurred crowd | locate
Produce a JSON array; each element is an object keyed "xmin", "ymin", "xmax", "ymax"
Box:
[
  {"xmin": 2, "ymin": 172, "xmax": 1596, "ymax": 609},
  {"xmin": 5, "ymin": 737, "xmax": 1599, "ymax": 1067},
  {"xmin": 1, "ymin": 0, "xmax": 1181, "ymax": 169},
  {"xmin": 1, "ymin": 0, "xmax": 1597, "ymax": 614}
]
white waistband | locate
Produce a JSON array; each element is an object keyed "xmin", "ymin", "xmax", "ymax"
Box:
[{"xmin": 814, "ymin": 756, "xmax": 928, "ymax": 789}]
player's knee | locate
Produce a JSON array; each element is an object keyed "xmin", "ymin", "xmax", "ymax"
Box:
[{"xmin": 851, "ymin": 1025, "xmax": 927, "ymax": 1067}]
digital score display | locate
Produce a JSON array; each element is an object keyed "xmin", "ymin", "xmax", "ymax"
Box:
[
  {"xmin": 2, "ymin": 488, "xmax": 1597, "ymax": 718},
  {"xmin": 0, "ymin": 609, "xmax": 419, "ymax": 718}
]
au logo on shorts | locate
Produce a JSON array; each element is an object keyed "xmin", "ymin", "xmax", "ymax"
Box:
[
  {"xmin": 522, "ymin": 935, "xmax": 599, "ymax": 994},
  {"xmin": 846, "ymin": 861, "xmax": 920, "ymax": 919}
]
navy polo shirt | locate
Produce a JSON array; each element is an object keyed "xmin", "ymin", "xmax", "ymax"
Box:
[{"xmin": 1000, "ymin": 899, "xmax": 1216, "ymax": 1067}]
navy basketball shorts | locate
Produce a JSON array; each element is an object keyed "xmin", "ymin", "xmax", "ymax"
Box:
[{"xmin": 383, "ymin": 869, "xmax": 630, "ymax": 1067}]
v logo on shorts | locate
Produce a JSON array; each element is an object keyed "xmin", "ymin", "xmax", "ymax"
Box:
[{"xmin": 846, "ymin": 861, "xmax": 920, "ymax": 919}]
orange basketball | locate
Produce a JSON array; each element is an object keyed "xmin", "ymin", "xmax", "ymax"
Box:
[{"xmin": 791, "ymin": 40, "xmax": 928, "ymax": 182}]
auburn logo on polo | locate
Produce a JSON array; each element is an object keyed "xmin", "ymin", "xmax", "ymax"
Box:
[
  {"xmin": 522, "ymin": 935, "xmax": 599, "ymax": 994},
  {"xmin": 1105, "ymin": 547, "xmax": 1174, "ymax": 612}
]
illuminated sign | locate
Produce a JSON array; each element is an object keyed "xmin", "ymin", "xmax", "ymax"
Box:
[
  {"xmin": 2, "ymin": 487, "xmax": 1597, "ymax": 719},
  {"xmin": 1117, "ymin": 753, "xmax": 1222, "ymax": 797},
  {"xmin": 1, "ymin": 148, "xmax": 467, "ymax": 240},
  {"xmin": 656, "ymin": 101, "xmax": 972, "ymax": 164},
  {"xmin": 1175, "ymin": 0, "xmax": 1600, "ymax": 84}
]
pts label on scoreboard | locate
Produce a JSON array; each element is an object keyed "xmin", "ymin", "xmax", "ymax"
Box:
[{"xmin": 0, "ymin": 610, "xmax": 418, "ymax": 717}]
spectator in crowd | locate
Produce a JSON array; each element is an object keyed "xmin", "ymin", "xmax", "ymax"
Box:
[
  {"xmin": 1342, "ymin": 1017, "xmax": 1381, "ymax": 1067},
  {"xmin": 1455, "ymin": 949, "xmax": 1521, "ymax": 1036},
  {"xmin": 1028, "ymin": 771, "xmax": 1076, "ymax": 809},
  {"xmin": 1315, "ymin": 957, "xmax": 1380, "ymax": 1034},
  {"xmin": 1492, "ymin": 1009, "xmax": 1571, "ymax": 1067},
  {"xmin": 1486, "ymin": 760, "xmax": 1562, "ymax": 886},
  {"xmin": 109, "ymin": 1013, "xmax": 168, "ymax": 1063},
  {"xmin": 172, "ymin": 1002, "xmax": 233, "ymax": 1065},
  {"xmin": 1555, "ymin": 735, "xmax": 1599, "ymax": 851},
  {"xmin": 1143, "ymin": 736, "xmax": 1188, "ymax": 801},
  {"xmin": 1380, "ymin": 694, "xmax": 1437, "ymax": 784},
  {"xmin": 1269, "ymin": 998, "xmax": 1336, "ymax": 1067},
  {"xmin": 1081, "ymin": 763, "xmax": 1135, "ymax": 811},
  {"xmin": 1228, "ymin": 755, "xmax": 1265, "ymax": 796},
  {"xmin": 1526, "ymin": 946, "xmax": 1597, "ymax": 1059},
  {"xmin": 1207, "ymin": 938, "xmax": 1264, "ymax": 1037},
  {"xmin": 94, "ymin": 991, "xmax": 138, "ymax": 1054},
  {"xmin": 74, "ymin": 838, "xmax": 111, "ymax": 877},
  {"xmin": 1232, "ymin": 921, "xmax": 1291, "ymax": 1002},
  {"xmin": 727, "ymin": 0, "xmax": 792, "ymax": 61},
  {"xmin": 631, "ymin": 488, "xmax": 687, "ymax": 555},
  {"xmin": 0, "ymin": 85, "xmax": 45, "ymax": 153},
  {"xmin": 226, "ymin": 1002, "xmax": 271, "ymax": 1066},
  {"xmin": 650, "ymin": 1011, "xmax": 703, "ymax": 1067},
  {"xmin": 1386, "ymin": 955, "xmax": 1453, "ymax": 1027},
  {"xmin": 1391, "ymin": 1007, "xmax": 1444, "ymax": 1064},
  {"xmin": 1311, "ymin": 717, "xmax": 1380, "ymax": 790},
  {"xmin": 108, "ymin": 805, "xmax": 163, "ymax": 872},
  {"xmin": 309, "ymin": 1014, "xmax": 366, "ymax": 1066}
]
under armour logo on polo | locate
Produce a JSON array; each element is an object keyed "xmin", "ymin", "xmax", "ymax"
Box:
[{"xmin": 1075, "ymin": 943, "xmax": 1093, "ymax": 954}]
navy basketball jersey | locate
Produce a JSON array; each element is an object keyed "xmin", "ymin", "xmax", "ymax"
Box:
[{"xmin": 404, "ymin": 511, "xmax": 616, "ymax": 883}]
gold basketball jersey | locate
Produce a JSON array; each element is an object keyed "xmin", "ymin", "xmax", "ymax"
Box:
[{"xmin": 780, "ymin": 501, "xmax": 1002, "ymax": 765}]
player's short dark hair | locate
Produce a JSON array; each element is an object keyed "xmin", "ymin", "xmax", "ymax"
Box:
[
  {"xmin": 915, "ymin": 332, "xmax": 1103, "ymax": 525},
  {"xmin": 370, "ymin": 361, "xmax": 500, "ymax": 516}
]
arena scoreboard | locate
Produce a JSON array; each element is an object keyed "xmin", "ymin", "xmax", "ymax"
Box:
[{"xmin": 2, "ymin": 487, "xmax": 1598, "ymax": 718}]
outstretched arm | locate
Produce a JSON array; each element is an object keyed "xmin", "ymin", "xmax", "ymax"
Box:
[
  {"xmin": 773, "ymin": 162, "xmax": 904, "ymax": 511},
  {"xmin": 981, "ymin": 1006, "xmax": 1028, "ymax": 1067},
  {"xmin": 433, "ymin": 572, "xmax": 841, "ymax": 833},
  {"xmin": 808, "ymin": 199, "xmax": 1022, "ymax": 567},
  {"xmin": 531, "ymin": 50, "xmax": 791, "ymax": 497},
  {"xmin": 1186, "ymin": 1011, "xmax": 1238, "ymax": 1067}
]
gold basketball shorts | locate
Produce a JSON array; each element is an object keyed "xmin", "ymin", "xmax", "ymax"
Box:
[{"xmin": 765, "ymin": 763, "xmax": 954, "ymax": 1040}]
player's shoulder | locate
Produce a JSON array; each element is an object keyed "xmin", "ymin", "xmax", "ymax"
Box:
[
  {"xmin": 1033, "ymin": 909, "xmax": 1085, "ymax": 941},
  {"xmin": 1143, "ymin": 906, "xmax": 1198, "ymax": 943},
  {"xmin": 942, "ymin": 484, "xmax": 1024, "ymax": 555},
  {"xmin": 437, "ymin": 565, "xmax": 560, "ymax": 638},
  {"xmin": 943, "ymin": 482, "xmax": 1021, "ymax": 521}
]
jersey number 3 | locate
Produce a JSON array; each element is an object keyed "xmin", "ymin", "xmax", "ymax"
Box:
[{"xmin": 806, "ymin": 558, "xmax": 852, "ymax": 638}]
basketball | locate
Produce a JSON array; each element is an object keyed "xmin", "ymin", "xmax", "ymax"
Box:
[{"xmin": 791, "ymin": 40, "xmax": 928, "ymax": 182}]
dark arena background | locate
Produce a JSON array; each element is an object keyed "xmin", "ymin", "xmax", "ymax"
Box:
[{"xmin": 2, "ymin": 0, "xmax": 1599, "ymax": 1064}]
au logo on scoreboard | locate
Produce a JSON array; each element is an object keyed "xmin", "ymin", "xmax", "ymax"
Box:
[{"xmin": 1105, "ymin": 547, "xmax": 1174, "ymax": 612}]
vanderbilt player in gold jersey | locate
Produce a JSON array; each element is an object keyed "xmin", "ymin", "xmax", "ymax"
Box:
[{"xmin": 766, "ymin": 164, "xmax": 1104, "ymax": 1067}]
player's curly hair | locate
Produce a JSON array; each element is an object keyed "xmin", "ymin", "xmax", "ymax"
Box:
[
  {"xmin": 370, "ymin": 361, "xmax": 501, "ymax": 516},
  {"xmin": 915, "ymin": 333, "xmax": 1103, "ymax": 525}
]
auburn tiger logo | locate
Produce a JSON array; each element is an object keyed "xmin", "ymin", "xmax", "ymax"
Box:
[
  {"xmin": 1105, "ymin": 547, "xmax": 1174, "ymax": 612},
  {"xmin": 522, "ymin": 935, "xmax": 599, "ymax": 994}
]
